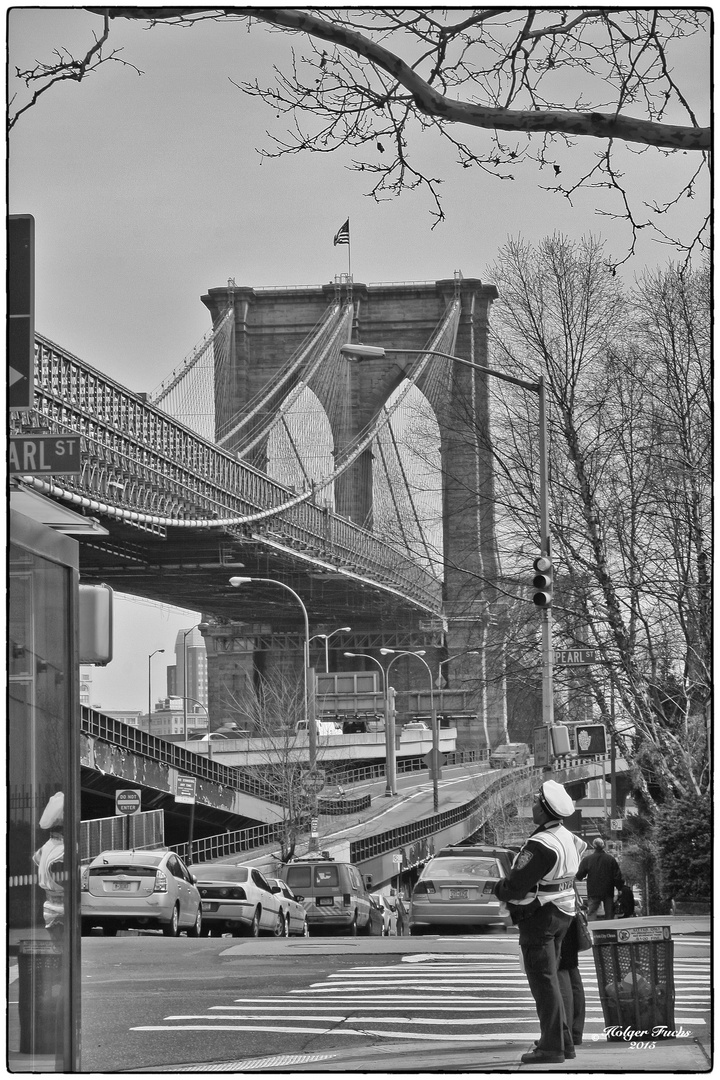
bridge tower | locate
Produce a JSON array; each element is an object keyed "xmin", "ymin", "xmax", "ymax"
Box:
[{"xmin": 201, "ymin": 278, "xmax": 508, "ymax": 750}]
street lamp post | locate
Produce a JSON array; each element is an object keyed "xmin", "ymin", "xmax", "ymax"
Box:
[
  {"xmin": 310, "ymin": 627, "xmax": 352, "ymax": 672},
  {"xmin": 147, "ymin": 649, "xmax": 165, "ymax": 722},
  {"xmin": 437, "ymin": 649, "xmax": 480, "ymax": 688},
  {"xmin": 344, "ymin": 651, "xmax": 395, "ymax": 796},
  {"xmin": 229, "ymin": 576, "xmax": 316, "ymax": 767},
  {"xmin": 381, "ymin": 649, "xmax": 439, "ymax": 812},
  {"xmin": 341, "ymin": 342, "xmax": 555, "ymax": 732}
]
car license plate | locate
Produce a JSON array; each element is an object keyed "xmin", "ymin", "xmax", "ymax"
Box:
[
  {"xmin": 316, "ymin": 896, "xmax": 334, "ymax": 906},
  {"xmin": 449, "ymin": 888, "xmax": 468, "ymax": 900},
  {"xmin": 113, "ymin": 881, "xmax": 132, "ymax": 891}
]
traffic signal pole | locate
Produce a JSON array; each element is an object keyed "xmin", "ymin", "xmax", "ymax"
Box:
[{"xmin": 538, "ymin": 375, "xmax": 554, "ymax": 731}]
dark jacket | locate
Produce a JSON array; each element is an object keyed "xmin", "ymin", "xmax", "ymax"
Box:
[{"xmin": 575, "ymin": 849, "xmax": 623, "ymax": 896}]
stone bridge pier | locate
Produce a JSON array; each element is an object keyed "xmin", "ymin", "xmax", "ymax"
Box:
[{"xmin": 202, "ymin": 277, "xmax": 508, "ymax": 750}]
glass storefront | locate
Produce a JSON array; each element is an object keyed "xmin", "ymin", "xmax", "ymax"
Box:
[{"xmin": 8, "ymin": 510, "xmax": 81, "ymax": 1071}]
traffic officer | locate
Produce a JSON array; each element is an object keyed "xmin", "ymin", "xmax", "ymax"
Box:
[{"xmin": 493, "ymin": 779, "xmax": 587, "ymax": 1065}]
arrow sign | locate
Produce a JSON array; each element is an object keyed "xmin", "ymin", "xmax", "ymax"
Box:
[{"xmin": 8, "ymin": 214, "xmax": 35, "ymax": 411}]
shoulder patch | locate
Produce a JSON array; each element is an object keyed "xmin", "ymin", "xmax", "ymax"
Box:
[{"xmin": 514, "ymin": 849, "xmax": 534, "ymax": 870}]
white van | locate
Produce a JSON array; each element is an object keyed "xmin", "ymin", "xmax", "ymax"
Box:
[{"xmin": 295, "ymin": 720, "xmax": 341, "ymax": 736}]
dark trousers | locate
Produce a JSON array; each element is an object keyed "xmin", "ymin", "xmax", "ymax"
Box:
[
  {"xmin": 558, "ymin": 965, "xmax": 586, "ymax": 1044},
  {"xmin": 587, "ymin": 894, "xmax": 614, "ymax": 920},
  {"xmin": 518, "ymin": 903, "xmax": 573, "ymax": 1055}
]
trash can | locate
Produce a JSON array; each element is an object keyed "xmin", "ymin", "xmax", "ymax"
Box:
[
  {"xmin": 17, "ymin": 939, "xmax": 62, "ymax": 1055},
  {"xmin": 591, "ymin": 924, "xmax": 675, "ymax": 1040}
]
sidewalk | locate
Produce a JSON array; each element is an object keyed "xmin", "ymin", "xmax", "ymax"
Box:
[{"xmin": 148, "ymin": 1036, "xmax": 712, "ymax": 1073}]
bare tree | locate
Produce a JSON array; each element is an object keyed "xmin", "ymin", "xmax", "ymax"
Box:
[
  {"xmin": 221, "ymin": 671, "xmax": 333, "ymax": 862},
  {"xmin": 12, "ymin": 8, "xmax": 710, "ymax": 265},
  {"xmin": 486, "ymin": 235, "xmax": 710, "ymax": 803}
]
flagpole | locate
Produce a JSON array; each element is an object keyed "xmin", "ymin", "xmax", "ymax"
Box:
[{"xmin": 347, "ymin": 219, "xmax": 351, "ymax": 280}]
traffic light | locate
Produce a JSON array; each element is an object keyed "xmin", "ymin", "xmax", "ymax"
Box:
[{"xmin": 532, "ymin": 555, "xmax": 553, "ymax": 607}]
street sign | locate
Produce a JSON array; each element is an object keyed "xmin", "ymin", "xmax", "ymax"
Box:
[
  {"xmin": 115, "ymin": 789, "xmax": 142, "ymax": 816},
  {"xmin": 533, "ymin": 726, "xmax": 551, "ymax": 768},
  {"xmin": 392, "ymin": 853, "xmax": 403, "ymax": 865},
  {"xmin": 611, "ymin": 818, "xmax": 623, "ymax": 831},
  {"xmin": 423, "ymin": 749, "xmax": 445, "ymax": 779},
  {"xmin": 310, "ymin": 818, "xmax": 319, "ymax": 837},
  {"xmin": 8, "ymin": 214, "xmax": 34, "ymax": 411},
  {"xmin": 9, "ymin": 434, "xmax": 82, "ymax": 476},
  {"xmin": 555, "ymin": 648, "xmax": 600, "ymax": 666},
  {"xmin": 175, "ymin": 776, "xmax": 197, "ymax": 804},
  {"xmin": 302, "ymin": 769, "xmax": 326, "ymax": 793}
]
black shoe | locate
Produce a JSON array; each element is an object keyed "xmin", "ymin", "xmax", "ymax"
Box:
[{"xmin": 521, "ymin": 1049, "xmax": 566, "ymax": 1064}]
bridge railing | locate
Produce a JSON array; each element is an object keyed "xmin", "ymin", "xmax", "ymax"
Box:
[
  {"xmin": 26, "ymin": 334, "xmax": 442, "ymax": 613},
  {"xmin": 81, "ymin": 707, "xmax": 278, "ymax": 802}
]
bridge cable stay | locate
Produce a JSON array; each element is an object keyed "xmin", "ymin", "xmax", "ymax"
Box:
[
  {"xmin": 215, "ymin": 302, "xmax": 349, "ymax": 450},
  {"xmin": 149, "ymin": 306, "xmax": 234, "ymax": 440}
]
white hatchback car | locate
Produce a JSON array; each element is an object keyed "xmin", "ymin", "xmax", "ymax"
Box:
[
  {"xmin": 267, "ymin": 878, "xmax": 310, "ymax": 937},
  {"xmin": 194, "ymin": 863, "xmax": 284, "ymax": 937},
  {"xmin": 81, "ymin": 849, "xmax": 202, "ymax": 937}
]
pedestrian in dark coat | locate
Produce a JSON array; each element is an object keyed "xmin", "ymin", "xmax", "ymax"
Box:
[{"xmin": 575, "ymin": 838, "xmax": 623, "ymax": 920}]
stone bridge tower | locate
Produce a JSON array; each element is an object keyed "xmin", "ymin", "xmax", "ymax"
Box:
[{"xmin": 201, "ymin": 278, "xmax": 508, "ymax": 750}]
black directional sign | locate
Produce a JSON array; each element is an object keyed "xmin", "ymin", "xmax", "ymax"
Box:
[{"xmin": 8, "ymin": 215, "xmax": 35, "ymax": 411}]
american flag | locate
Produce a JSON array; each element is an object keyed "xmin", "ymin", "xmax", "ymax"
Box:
[{"xmin": 333, "ymin": 218, "xmax": 350, "ymax": 246}]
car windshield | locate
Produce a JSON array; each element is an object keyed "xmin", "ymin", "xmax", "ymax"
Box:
[
  {"xmin": 422, "ymin": 858, "xmax": 501, "ymax": 879},
  {"xmin": 194, "ymin": 865, "xmax": 249, "ymax": 882}
]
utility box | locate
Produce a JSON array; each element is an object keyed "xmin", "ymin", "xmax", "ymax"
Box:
[{"xmin": 592, "ymin": 924, "xmax": 675, "ymax": 1039}]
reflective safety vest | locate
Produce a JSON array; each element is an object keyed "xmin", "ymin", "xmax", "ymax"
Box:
[{"xmin": 513, "ymin": 823, "xmax": 585, "ymax": 915}]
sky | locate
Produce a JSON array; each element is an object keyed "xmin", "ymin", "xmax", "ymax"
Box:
[{"xmin": 7, "ymin": 8, "xmax": 710, "ymax": 711}]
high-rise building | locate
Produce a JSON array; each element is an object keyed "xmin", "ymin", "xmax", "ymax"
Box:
[{"xmin": 174, "ymin": 627, "xmax": 208, "ymax": 714}]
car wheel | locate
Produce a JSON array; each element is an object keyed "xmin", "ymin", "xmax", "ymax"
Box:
[
  {"xmin": 302, "ymin": 920, "xmax": 310, "ymax": 938},
  {"xmin": 272, "ymin": 911, "xmax": 286, "ymax": 938},
  {"xmin": 347, "ymin": 914, "xmax": 358, "ymax": 936},
  {"xmin": 163, "ymin": 904, "xmax": 180, "ymax": 936},
  {"xmin": 187, "ymin": 905, "xmax": 202, "ymax": 937},
  {"xmin": 102, "ymin": 925, "xmax": 117, "ymax": 937},
  {"xmin": 247, "ymin": 907, "xmax": 261, "ymax": 937}
]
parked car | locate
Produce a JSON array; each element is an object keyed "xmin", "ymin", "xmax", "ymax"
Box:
[
  {"xmin": 189, "ymin": 732, "xmax": 229, "ymax": 741},
  {"xmin": 193, "ymin": 863, "xmax": 284, "ymax": 937},
  {"xmin": 267, "ymin": 878, "xmax": 310, "ymax": 937},
  {"xmin": 371, "ymin": 892, "xmax": 399, "ymax": 936},
  {"xmin": 438, "ymin": 844, "xmax": 516, "ymax": 877},
  {"xmin": 81, "ymin": 849, "xmax": 202, "ymax": 937},
  {"xmin": 280, "ymin": 855, "xmax": 374, "ymax": 935},
  {"xmin": 489, "ymin": 742, "xmax": 532, "ymax": 768},
  {"xmin": 409, "ymin": 851, "xmax": 511, "ymax": 933},
  {"xmin": 404, "ymin": 721, "xmax": 429, "ymax": 731}
]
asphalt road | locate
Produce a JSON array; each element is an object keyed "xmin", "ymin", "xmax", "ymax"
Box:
[{"xmin": 79, "ymin": 930, "xmax": 711, "ymax": 1072}]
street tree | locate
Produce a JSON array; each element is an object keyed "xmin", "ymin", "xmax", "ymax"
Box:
[
  {"xmin": 221, "ymin": 670, "xmax": 332, "ymax": 862},
  {"xmin": 11, "ymin": 7, "xmax": 710, "ymax": 265},
  {"xmin": 485, "ymin": 235, "xmax": 710, "ymax": 806}
]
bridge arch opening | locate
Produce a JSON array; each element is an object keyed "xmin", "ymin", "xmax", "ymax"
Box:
[
  {"xmin": 373, "ymin": 381, "xmax": 443, "ymax": 577},
  {"xmin": 266, "ymin": 386, "xmax": 335, "ymax": 508}
]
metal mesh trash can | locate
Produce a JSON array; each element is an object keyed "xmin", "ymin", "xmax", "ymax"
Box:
[
  {"xmin": 17, "ymin": 939, "xmax": 62, "ymax": 1055},
  {"xmin": 592, "ymin": 924, "xmax": 675, "ymax": 1040}
]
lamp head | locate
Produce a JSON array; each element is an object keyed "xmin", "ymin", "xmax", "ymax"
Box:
[
  {"xmin": 340, "ymin": 343, "xmax": 387, "ymax": 359},
  {"xmin": 229, "ymin": 576, "xmax": 253, "ymax": 587},
  {"xmin": 338, "ymin": 626, "xmax": 352, "ymax": 633}
]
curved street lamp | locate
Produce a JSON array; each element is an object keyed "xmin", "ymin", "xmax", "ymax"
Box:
[
  {"xmin": 341, "ymin": 341, "xmax": 554, "ymax": 732},
  {"xmin": 310, "ymin": 626, "xmax": 352, "ymax": 672},
  {"xmin": 147, "ymin": 648, "xmax": 165, "ymax": 721},
  {"xmin": 344, "ymin": 651, "xmax": 395, "ymax": 797},
  {"xmin": 380, "ymin": 648, "xmax": 439, "ymax": 811},
  {"xmin": 228, "ymin": 576, "xmax": 316, "ymax": 768}
]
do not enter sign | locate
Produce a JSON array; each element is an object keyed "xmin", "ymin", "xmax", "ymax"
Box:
[{"xmin": 115, "ymin": 789, "xmax": 142, "ymax": 816}]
